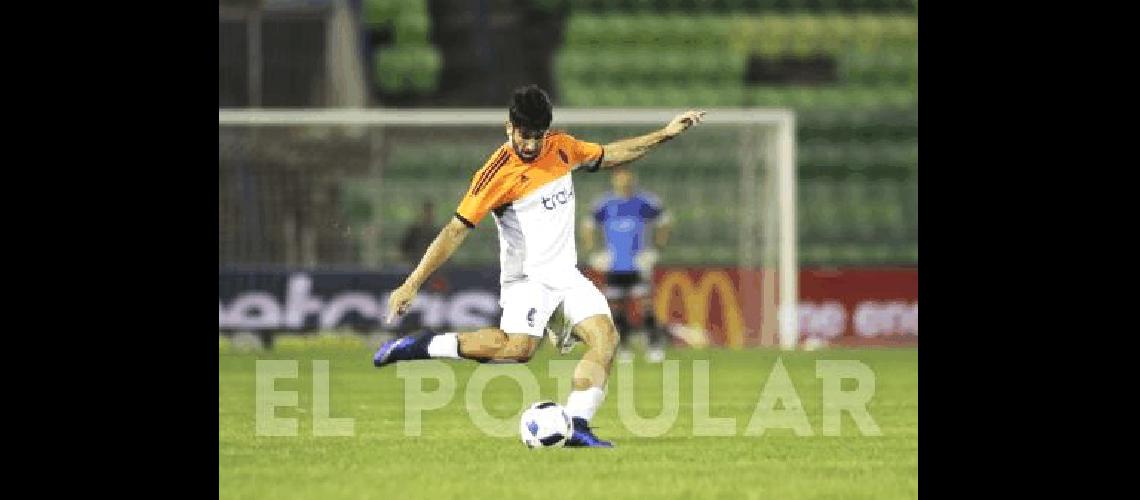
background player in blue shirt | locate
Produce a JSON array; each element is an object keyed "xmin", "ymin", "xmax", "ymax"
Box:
[{"xmin": 581, "ymin": 168, "xmax": 672, "ymax": 363}]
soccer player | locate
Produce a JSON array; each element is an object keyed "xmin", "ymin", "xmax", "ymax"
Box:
[
  {"xmin": 582, "ymin": 168, "xmax": 672, "ymax": 364},
  {"xmin": 374, "ymin": 84, "xmax": 705, "ymax": 448}
]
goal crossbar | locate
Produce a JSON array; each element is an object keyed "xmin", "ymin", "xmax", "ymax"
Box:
[{"xmin": 218, "ymin": 108, "xmax": 794, "ymax": 127}]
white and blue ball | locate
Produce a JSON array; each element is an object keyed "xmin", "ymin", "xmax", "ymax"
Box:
[{"xmin": 519, "ymin": 401, "xmax": 571, "ymax": 449}]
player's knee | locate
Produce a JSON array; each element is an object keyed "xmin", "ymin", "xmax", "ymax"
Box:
[
  {"xmin": 575, "ymin": 315, "xmax": 620, "ymax": 355},
  {"xmin": 598, "ymin": 320, "xmax": 620, "ymax": 353}
]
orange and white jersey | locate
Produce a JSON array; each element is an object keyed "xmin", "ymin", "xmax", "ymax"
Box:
[{"xmin": 455, "ymin": 131, "xmax": 604, "ymax": 288}]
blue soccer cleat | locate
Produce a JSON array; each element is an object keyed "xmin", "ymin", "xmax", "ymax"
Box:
[
  {"xmin": 372, "ymin": 336, "xmax": 415, "ymax": 368},
  {"xmin": 564, "ymin": 417, "xmax": 614, "ymax": 448}
]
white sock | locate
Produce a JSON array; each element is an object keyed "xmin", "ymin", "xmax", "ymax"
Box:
[
  {"xmin": 565, "ymin": 387, "xmax": 606, "ymax": 421},
  {"xmin": 426, "ymin": 333, "xmax": 460, "ymax": 359}
]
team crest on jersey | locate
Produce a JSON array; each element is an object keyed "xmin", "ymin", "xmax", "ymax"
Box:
[
  {"xmin": 527, "ymin": 308, "xmax": 537, "ymax": 327},
  {"xmin": 557, "ymin": 149, "xmax": 569, "ymax": 164}
]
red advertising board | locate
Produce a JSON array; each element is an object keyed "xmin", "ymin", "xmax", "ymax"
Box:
[{"xmin": 594, "ymin": 267, "xmax": 917, "ymax": 348}]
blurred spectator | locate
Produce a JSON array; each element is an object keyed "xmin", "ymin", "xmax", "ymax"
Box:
[{"xmin": 582, "ymin": 169, "xmax": 673, "ymax": 364}]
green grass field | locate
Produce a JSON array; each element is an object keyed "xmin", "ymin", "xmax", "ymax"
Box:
[{"xmin": 219, "ymin": 338, "xmax": 917, "ymax": 499}]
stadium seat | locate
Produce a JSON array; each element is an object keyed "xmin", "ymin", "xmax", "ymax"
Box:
[
  {"xmin": 553, "ymin": 50, "xmax": 584, "ymax": 82},
  {"xmin": 363, "ymin": 0, "xmax": 400, "ymax": 27},
  {"xmin": 872, "ymin": 180, "xmax": 907, "ymax": 240},
  {"xmin": 555, "ymin": 81, "xmax": 589, "ymax": 106},
  {"xmin": 372, "ymin": 28, "xmax": 439, "ymax": 94},
  {"xmin": 363, "ymin": 0, "xmax": 427, "ymax": 27},
  {"xmin": 563, "ymin": 15, "xmax": 599, "ymax": 47},
  {"xmin": 696, "ymin": 16, "xmax": 732, "ymax": 47},
  {"xmin": 609, "ymin": 16, "xmax": 639, "ymax": 46},
  {"xmin": 882, "ymin": 14, "xmax": 918, "ymax": 46},
  {"xmin": 800, "ymin": 244, "xmax": 835, "ymax": 265},
  {"xmin": 820, "ymin": 14, "xmax": 855, "ymax": 46},
  {"xmin": 393, "ymin": 11, "xmax": 430, "ymax": 46}
]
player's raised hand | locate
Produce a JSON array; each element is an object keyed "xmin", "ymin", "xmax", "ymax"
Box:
[
  {"xmin": 664, "ymin": 110, "xmax": 706, "ymax": 137},
  {"xmin": 385, "ymin": 283, "xmax": 418, "ymax": 325}
]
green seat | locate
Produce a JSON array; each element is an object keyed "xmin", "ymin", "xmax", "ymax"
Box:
[
  {"xmin": 873, "ymin": 180, "xmax": 907, "ymax": 241},
  {"xmin": 820, "ymin": 15, "xmax": 855, "ymax": 50},
  {"xmin": 408, "ymin": 47, "xmax": 441, "ymax": 92},
  {"xmin": 363, "ymin": 0, "xmax": 403, "ymax": 27},
  {"xmin": 653, "ymin": 51, "xmax": 686, "ymax": 82},
  {"xmin": 571, "ymin": 87, "xmax": 603, "ymax": 107},
  {"xmin": 882, "ymin": 14, "xmax": 918, "ymax": 46},
  {"xmin": 697, "ymin": 16, "xmax": 731, "ymax": 47},
  {"xmin": 717, "ymin": 52, "xmax": 747, "ymax": 83},
  {"xmin": 801, "ymin": 245, "xmax": 834, "ymax": 265},
  {"xmin": 589, "ymin": 86, "xmax": 622, "ymax": 107},
  {"xmin": 374, "ymin": 46, "xmax": 440, "ymax": 94},
  {"xmin": 669, "ymin": 16, "xmax": 700, "ymax": 47},
  {"xmin": 625, "ymin": 50, "xmax": 660, "ymax": 84},
  {"xmin": 753, "ymin": 17, "xmax": 790, "ymax": 56},
  {"xmin": 610, "ymin": 16, "xmax": 639, "ymax": 46},
  {"xmin": 589, "ymin": 51, "xmax": 623, "ymax": 85},
  {"xmin": 852, "ymin": 16, "xmax": 886, "ymax": 52},
  {"xmin": 788, "ymin": 15, "xmax": 824, "ymax": 56},
  {"xmin": 810, "ymin": 181, "xmax": 844, "ymax": 241},
  {"xmin": 631, "ymin": 15, "xmax": 666, "ymax": 45},
  {"xmin": 566, "ymin": 14, "xmax": 607, "ymax": 47},
  {"xmin": 747, "ymin": 87, "xmax": 783, "ymax": 107},
  {"xmin": 684, "ymin": 51, "xmax": 723, "ymax": 83},
  {"xmin": 884, "ymin": 86, "xmax": 916, "ymax": 107},
  {"xmin": 393, "ymin": 12, "xmax": 429, "ymax": 45},
  {"xmin": 655, "ymin": 84, "xmax": 692, "ymax": 107},
  {"xmin": 728, "ymin": 15, "xmax": 759, "ymax": 53},
  {"xmin": 553, "ymin": 50, "xmax": 585, "ymax": 82},
  {"xmin": 835, "ymin": 87, "xmax": 871, "ymax": 110}
]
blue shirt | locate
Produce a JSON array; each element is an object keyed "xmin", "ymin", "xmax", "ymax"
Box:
[{"xmin": 592, "ymin": 191, "xmax": 664, "ymax": 272}]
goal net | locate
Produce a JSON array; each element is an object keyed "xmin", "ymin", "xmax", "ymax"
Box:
[{"xmin": 218, "ymin": 108, "xmax": 799, "ymax": 349}]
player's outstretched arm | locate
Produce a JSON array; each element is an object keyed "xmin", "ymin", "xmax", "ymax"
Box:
[
  {"xmin": 580, "ymin": 217, "xmax": 598, "ymax": 253},
  {"xmin": 654, "ymin": 217, "xmax": 673, "ymax": 249},
  {"xmin": 386, "ymin": 217, "xmax": 471, "ymax": 324},
  {"xmin": 600, "ymin": 110, "xmax": 705, "ymax": 169}
]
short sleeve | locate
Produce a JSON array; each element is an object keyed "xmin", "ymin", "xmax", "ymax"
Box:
[
  {"xmin": 592, "ymin": 196, "xmax": 608, "ymax": 224},
  {"xmin": 639, "ymin": 193, "xmax": 664, "ymax": 220},
  {"xmin": 567, "ymin": 135, "xmax": 605, "ymax": 172},
  {"xmin": 455, "ymin": 147, "xmax": 512, "ymax": 227}
]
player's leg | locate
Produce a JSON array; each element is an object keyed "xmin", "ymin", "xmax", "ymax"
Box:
[
  {"xmin": 610, "ymin": 302, "xmax": 634, "ymax": 364},
  {"xmin": 605, "ymin": 272, "xmax": 629, "ymax": 341},
  {"xmin": 605, "ymin": 272, "xmax": 635, "ymax": 363},
  {"xmin": 373, "ymin": 326, "xmax": 541, "ymax": 366},
  {"xmin": 374, "ymin": 280, "xmax": 552, "ymax": 367},
  {"xmin": 563, "ymin": 315, "xmax": 619, "ymax": 447},
  {"xmin": 633, "ymin": 278, "xmax": 665, "ymax": 363},
  {"xmin": 457, "ymin": 328, "xmax": 541, "ymax": 363},
  {"xmin": 570, "ymin": 314, "xmax": 619, "ymax": 394},
  {"xmin": 559, "ymin": 272, "xmax": 620, "ymax": 447}
]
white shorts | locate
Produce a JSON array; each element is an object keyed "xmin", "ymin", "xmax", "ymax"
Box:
[{"xmin": 499, "ymin": 271, "xmax": 612, "ymax": 337}]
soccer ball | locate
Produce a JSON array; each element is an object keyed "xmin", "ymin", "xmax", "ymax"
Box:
[{"xmin": 519, "ymin": 401, "xmax": 572, "ymax": 449}]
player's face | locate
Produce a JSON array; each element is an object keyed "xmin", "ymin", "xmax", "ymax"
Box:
[
  {"xmin": 507, "ymin": 123, "xmax": 545, "ymax": 162},
  {"xmin": 613, "ymin": 170, "xmax": 634, "ymax": 194}
]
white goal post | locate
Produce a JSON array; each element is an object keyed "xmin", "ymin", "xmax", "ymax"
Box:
[{"xmin": 218, "ymin": 108, "xmax": 799, "ymax": 350}]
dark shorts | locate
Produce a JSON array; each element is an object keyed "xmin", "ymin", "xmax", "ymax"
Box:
[{"xmin": 604, "ymin": 271, "xmax": 650, "ymax": 300}]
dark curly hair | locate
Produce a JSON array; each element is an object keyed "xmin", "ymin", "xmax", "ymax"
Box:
[{"xmin": 508, "ymin": 84, "xmax": 553, "ymax": 131}]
